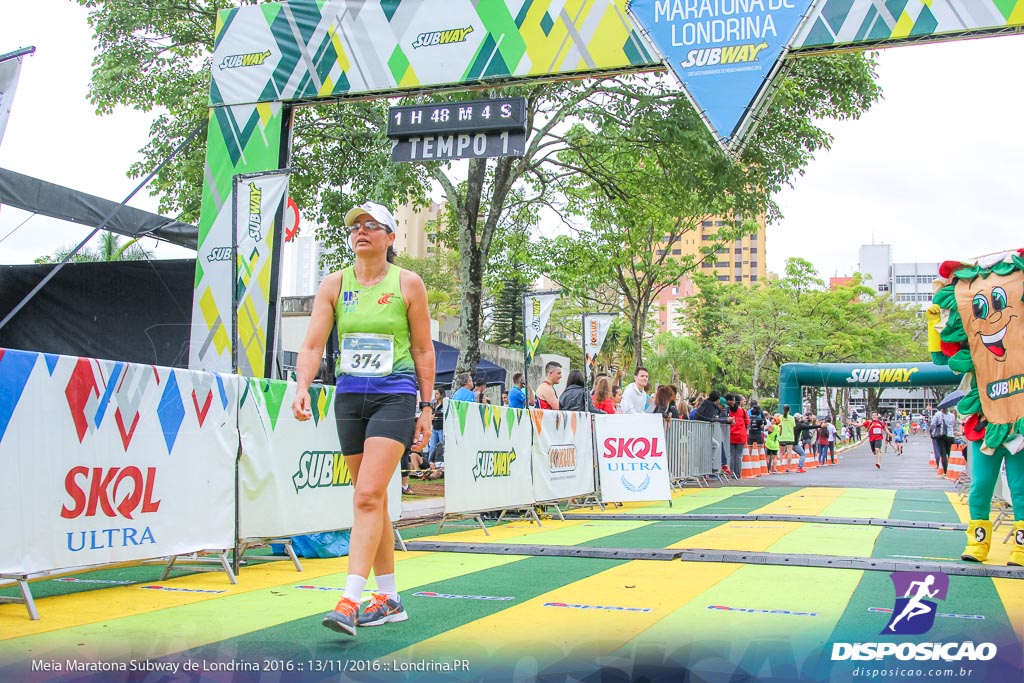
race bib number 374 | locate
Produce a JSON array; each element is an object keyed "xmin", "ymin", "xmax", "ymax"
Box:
[{"xmin": 340, "ymin": 334, "xmax": 395, "ymax": 377}]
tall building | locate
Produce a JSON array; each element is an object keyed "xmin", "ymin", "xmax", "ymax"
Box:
[
  {"xmin": 653, "ymin": 215, "xmax": 767, "ymax": 333},
  {"xmin": 393, "ymin": 201, "xmax": 444, "ymax": 260},
  {"xmin": 858, "ymin": 244, "xmax": 938, "ymax": 311}
]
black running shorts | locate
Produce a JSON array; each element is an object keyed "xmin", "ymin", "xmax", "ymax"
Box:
[
  {"xmin": 334, "ymin": 393, "xmax": 416, "ymax": 456},
  {"xmin": 868, "ymin": 439, "xmax": 881, "ymax": 453}
]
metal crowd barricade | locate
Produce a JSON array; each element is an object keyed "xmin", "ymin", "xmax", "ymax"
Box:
[{"xmin": 665, "ymin": 419, "xmax": 717, "ymax": 488}]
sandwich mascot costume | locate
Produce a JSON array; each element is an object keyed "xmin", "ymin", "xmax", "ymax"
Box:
[{"xmin": 928, "ymin": 249, "xmax": 1024, "ymax": 565}]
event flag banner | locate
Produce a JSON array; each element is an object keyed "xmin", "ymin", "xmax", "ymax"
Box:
[
  {"xmin": 593, "ymin": 413, "xmax": 672, "ymax": 504},
  {"xmin": 628, "ymin": 0, "xmax": 814, "ymax": 148},
  {"xmin": 233, "ymin": 171, "xmax": 290, "ymax": 378},
  {"xmin": 237, "ymin": 378, "xmax": 400, "ymax": 540},
  {"xmin": 530, "ymin": 409, "xmax": 596, "ymax": 503},
  {"xmin": 443, "ymin": 401, "xmax": 534, "ymax": 514},
  {"xmin": 524, "ymin": 291, "xmax": 558, "ymax": 362},
  {"xmin": 0, "ymin": 348, "xmax": 238, "ymax": 576},
  {"xmin": 0, "ymin": 57, "xmax": 22, "ymax": 147},
  {"xmin": 583, "ymin": 313, "xmax": 615, "ymax": 380}
]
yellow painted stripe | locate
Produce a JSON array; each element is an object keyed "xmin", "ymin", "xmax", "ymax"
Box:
[
  {"xmin": 634, "ymin": 564, "xmax": 864, "ymax": 664},
  {"xmin": 413, "ymin": 518, "xmax": 650, "ymax": 545},
  {"xmin": 667, "ymin": 520, "xmax": 801, "ymax": 551},
  {"xmin": 384, "ymin": 558, "xmax": 741, "ymax": 663},
  {"xmin": 992, "ymin": 578, "xmax": 1024, "ymax": 647},
  {"xmin": 748, "ymin": 486, "xmax": 847, "ymax": 516}
]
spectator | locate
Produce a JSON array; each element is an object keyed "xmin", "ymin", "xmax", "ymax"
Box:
[
  {"xmin": 508, "ymin": 372, "xmax": 527, "ymax": 409},
  {"xmin": 816, "ymin": 421, "xmax": 831, "ymax": 467},
  {"xmin": 501, "ymin": 390, "xmax": 509, "ymax": 406},
  {"xmin": 559, "ymin": 370, "xmax": 601, "ymax": 413},
  {"xmin": 535, "ymin": 361, "xmax": 562, "ymax": 410},
  {"xmin": 649, "ymin": 385, "xmax": 681, "ymax": 419},
  {"xmin": 764, "ymin": 421, "xmax": 780, "ymax": 473},
  {"xmin": 930, "ymin": 407, "xmax": 955, "ymax": 474},
  {"xmin": 593, "ymin": 376, "xmax": 616, "ymax": 415},
  {"xmin": 611, "ymin": 385, "xmax": 623, "ymax": 413},
  {"xmin": 747, "ymin": 400, "xmax": 766, "ymax": 446},
  {"xmin": 474, "ymin": 378, "xmax": 488, "ymax": 404},
  {"xmin": 693, "ymin": 390, "xmax": 732, "ymax": 474},
  {"xmin": 620, "ymin": 367, "xmax": 651, "ymax": 414},
  {"xmin": 792, "ymin": 414, "xmax": 814, "ymax": 473},
  {"xmin": 427, "ymin": 388, "xmax": 445, "ymax": 466},
  {"xmin": 726, "ymin": 394, "xmax": 750, "ymax": 477},
  {"xmin": 451, "ymin": 373, "xmax": 476, "ymax": 402},
  {"xmin": 826, "ymin": 416, "xmax": 838, "ymax": 465},
  {"xmin": 778, "ymin": 405, "xmax": 797, "ymax": 472}
]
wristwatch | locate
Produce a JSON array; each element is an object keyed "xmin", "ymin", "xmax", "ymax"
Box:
[{"xmin": 418, "ymin": 401, "xmax": 433, "ymax": 410}]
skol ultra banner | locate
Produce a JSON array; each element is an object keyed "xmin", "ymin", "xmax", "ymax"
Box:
[
  {"xmin": 237, "ymin": 378, "xmax": 401, "ymax": 540},
  {"xmin": 530, "ymin": 409, "xmax": 596, "ymax": 503},
  {"xmin": 583, "ymin": 313, "xmax": 615, "ymax": 380},
  {"xmin": 0, "ymin": 57, "xmax": 23, "ymax": 146},
  {"xmin": 443, "ymin": 401, "xmax": 534, "ymax": 514},
  {"xmin": 233, "ymin": 171, "xmax": 290, "ymax": 377},
  {"xmin": 524, "ymin": 291, "xmax": 559, "ymax": 362},
  {"xmin": 593, "ymin": 413, "xmax": 672, "ymax": 503},
  {"xmin": 0, "ymin": 348, "xmax": 238, "ymax": 575}
]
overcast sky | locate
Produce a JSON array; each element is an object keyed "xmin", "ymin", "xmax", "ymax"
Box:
[{"xmin": 2, "ymin": 1, "xmax": 1023, "ymax": 276}]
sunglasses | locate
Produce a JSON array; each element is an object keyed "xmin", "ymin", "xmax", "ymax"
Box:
[{"xmin": 347, "ymin": 219, "xmax": 391, "ymax": 235}]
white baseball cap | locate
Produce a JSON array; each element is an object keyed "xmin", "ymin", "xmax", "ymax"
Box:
[{"xmin": 344, "ymin": 201, "xmax": 396, "ymax": 233}]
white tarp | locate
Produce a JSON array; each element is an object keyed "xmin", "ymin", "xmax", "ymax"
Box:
[
  {"xmin": 237, "ymin": 378, "xmax": 401, "ymax": 539},
  {"xmin": 530, "ymin": 409, "xmax": 596, "ymax": 503},
  {"xmin": 0, "ymin": 56, "xmax": 22, "ymax": 146},
  {"xmin": 592, "ymin": 413, "xmax": 672, "ymax": 504},
  {"xmin": 0, "ymin": 349, "xmax": 238, "ymax": 575},
  {"xmin": 443, "ymin": 401, "xmax": 534, "ymax": 514}
]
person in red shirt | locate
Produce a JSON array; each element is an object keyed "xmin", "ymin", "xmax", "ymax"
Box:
[
  {"xmin": 726, "ymin": 394, "xmax": 750, "ymax": 477},
  {"xmin": 866, "ymin": 412, "xmax": 892, "ymax": 469},
  {"xmin": 592, "ymin": 376, "xmax": 616, "ymax": 414}
]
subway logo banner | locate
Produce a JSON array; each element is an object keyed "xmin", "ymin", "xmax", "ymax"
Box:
[
  {"xmin": 593, "ymin": 413, "xmax": 672, "ymax": 503},
  {"xmin": 237, "ymin": 378, "xmax": 401, "ymax": 540},
  {"xmin": 530, "ymin": 409, "xmax": 596, "ymax": 503},
  {"xmin": 443, "ymin": 401, "xmax": 534, "ymax": 515},
  {"xmin": 0, "ymin": 348, "xmax": 238, "ymax": 575}
]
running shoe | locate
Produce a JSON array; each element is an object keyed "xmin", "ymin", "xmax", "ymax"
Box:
[
  {"xmin": 875, "ymin": 463, "xmax": 880, "ymax": 469},
  {"xmin": 322, "ymin": 597, "xmax": 359, "ymax": 636},
  {"xmin": 358, "ymin": 593, "xmax": 408, "ymax": 627},
  {"xmin": 721, "ymin": 466, "xmax": 733, "ymax": 476},
  {"xmin": 797, "ymin": 468, "xmax": 806, "ymax": 473}
]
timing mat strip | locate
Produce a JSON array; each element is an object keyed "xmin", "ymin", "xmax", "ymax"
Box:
[
  {"xmin": 402, "ymin": 540, "xmax": 1024, "ymax": 578},
  {"xmin": 560, "ymin": 513, "xmax": 967, "ymax": 529}
]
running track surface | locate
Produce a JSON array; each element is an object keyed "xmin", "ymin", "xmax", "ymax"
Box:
[{"xmin": 2, "ymin": 486, "xmax": 1022, "ymax": 683}]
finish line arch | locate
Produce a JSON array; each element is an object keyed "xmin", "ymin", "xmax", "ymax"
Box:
[
  {"xmin": 190, "ymin": 0, "xmax": 1024, "ymax": 378},
  {"xmin": 778, "ymin": 362, "xmax": 959, "ymax": 414}
]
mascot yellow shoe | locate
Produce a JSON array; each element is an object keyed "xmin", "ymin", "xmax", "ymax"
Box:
[
  {"xmin": 1009, "ymin": 522, "xmax": 1024, "ymax": 567},
  {"xmin": 961, "ymin": 520, "xmax": 992, "ymax": 562}
]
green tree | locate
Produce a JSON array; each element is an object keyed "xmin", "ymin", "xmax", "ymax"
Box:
[
  {"xmin": 35, "ymin": 232, "xmax": 153, "ymax": 264},
  {"xmin": 77, "ymin": 1, "xmax": 881, "ymax": 380}
]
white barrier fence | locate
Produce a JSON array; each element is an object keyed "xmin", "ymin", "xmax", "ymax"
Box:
[
  {"xmin": 0, "ymin": 349, "xmax": 237, "ymax": 576},
  {"xmin": 0, "ymin": 348, "xmax": 400, "ymax": 620},
  {"xmin": 236, "ymin": 378, "xmax": 401, "ymax": 541},
  {"xmin": 443, "ymin": 402, "xmax": 673, "ymax": 513}
]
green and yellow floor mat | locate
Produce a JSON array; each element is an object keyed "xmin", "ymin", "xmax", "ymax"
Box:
[{"xmin": 2, "ymin": 486, "xmax": 1021, "ymax": 682}]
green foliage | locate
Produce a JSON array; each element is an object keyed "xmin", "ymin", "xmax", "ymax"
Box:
[
  {"xmin": 679, "ymin": 260, "xmax": 925, "ymax": 400},
  {"xmin": 35, "ymin": 232, "xmax": 153, "ymax": 263}
]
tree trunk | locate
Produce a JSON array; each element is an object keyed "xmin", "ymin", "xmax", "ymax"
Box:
[{"xmin": 451, "ymin": 158, "xmax": 487, "ymax": 383}]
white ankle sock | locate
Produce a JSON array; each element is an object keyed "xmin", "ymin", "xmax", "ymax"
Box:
[
  {"xmin": 343, "ymin": 574, "xmax": 367, "ymax": 603},
  {"xmin": 375, "ymin": 573, "xmax": 399, "ymax": 601}
]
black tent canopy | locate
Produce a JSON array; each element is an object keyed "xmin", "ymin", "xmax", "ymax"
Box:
[
  {"xmin": 0, "ymin": 167, "xmax": 199, "ymax": 250},
  {"xmin": 433, "ymin": 340, "xmax": 506, "ymax": 387}
]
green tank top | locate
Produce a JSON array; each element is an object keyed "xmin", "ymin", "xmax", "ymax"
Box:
[{"xmin": 334, "ymin": 264, "xmax": 416, "ymax": 394}]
